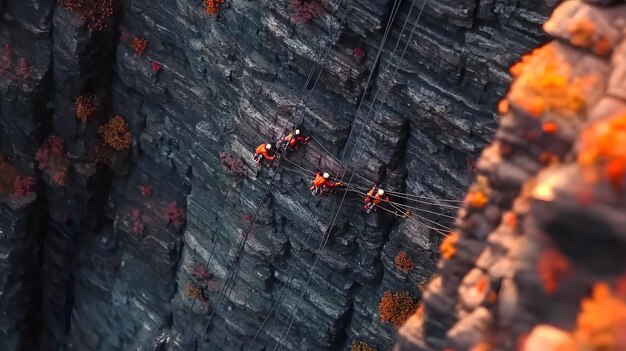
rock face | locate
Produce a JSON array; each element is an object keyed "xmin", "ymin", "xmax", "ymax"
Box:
[
  {"xmin": 0, "ymin": 0, "xmax": 554, "ymax": 350},
  {"xmin": 395, "ymin": 1, "xmax": 626, "ymax": 350}
]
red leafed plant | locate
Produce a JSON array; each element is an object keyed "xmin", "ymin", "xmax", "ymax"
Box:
[
  {"xmin": 537, "ymin": 248, "xmax": 570, "ymax": 294},
  {"xmin": 139, "ymin": 185, "xmax": 152, "ymax": 196},
  {"xmin": 165, "ymin": 201, "xmax": 186, "ymax": 230},
  {"xmin": 353, "ymin": 47, "xmax": 366, "ymax": 58},
  {"xmin": 151, "ymin": 61, "xmax": 162, "ymax": 72},
  {"xmin": 191, "ymin": 264, "xmax": 208, "ymax": 278},
  {"xmin": 288, "ymin": 0, "xmax": 322, "ymax": 24},
  {"xmin": 131, "ymin": 209, "xmax": 146, "ymax": 237},
  {"xmin": 219, "ymin": 152, "xmax": 245, "ymax": 176},
  {"xmin": 0, "ymin": 44, "xmax": 32, "ymax": 84},
  {"xmin": 35, "ymin": 136, "xmax": 69, "ymax": 186},
  {"xmin": 58, "ymin": 0, "xmax": 115, "ymax": 31},
  {"xmin": 12, "ymin": 176, "xmax": 35, "ymax": 197}
]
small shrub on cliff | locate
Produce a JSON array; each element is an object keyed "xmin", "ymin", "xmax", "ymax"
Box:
[
  {"xmin": 219, "ymin": 152, "xmax": 245, "ymax": 176},
  {"xmin": 185, "ymin": 282, "xmax": 205, "ymax": 301},
  {"xmin": 378, "ymin": 291, "xmax": 419, "ymax": 328},
  {"xmin": 351, "ymin": 340, "xmax": 377, "ymax": 351},
  {"xmin": 165, "ymin": 201, "xmax": 186, "ymax": 230},
  {"xmin": 288, "ymin": 0, "xmax": 322, "ymax": 24},
  {"xmin": 58, "ymin": 0, "xmax": 115, "ymax": 31},
  {"xmin": 439, "ymin": 232, "xmax": 459, "ymax": 260},
  {"xmin": 130, "ymin": 38, "xmax": 148, "ymax": 56},
  {"xmin": 578, "ymin": 113, "xmax": 626, "ymax": 192},
  {"xmin": 75, "ymin": 93, "xmax": 96, "ymax": 123},
  {"xmin": 0, "ymin": 154, "xmax": 17, "ymax": 195},
  {"xmin": 35, "ymin": 136, "xmax": 69, "ymax": 186},
  {"xmin": 395, "ymin": 251, "xmax": 414, "ymax": 272},
  {"xmin": 131, "ymin": 209, "xmax": 145, "ymax": 237},
  {"xmin": 12, "ymin": 176, "xmax": 35, "ymax": 197},
  {"xmin": 205, "ymin": 0, "xmax": 225, "ymax": 15},
  {"xmin": 139, "ymin": 185, "xmax": 153, "ymax": 197},
  {"xmin": 99, "ymin": 116, "xmax": 132, "ymax": 150}
]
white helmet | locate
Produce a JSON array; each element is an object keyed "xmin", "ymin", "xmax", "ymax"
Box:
[
  {"xmin": 323, "ymin": 172, "xmax": 329, "ymax": 179},
  {"xmin": 266, "ymin": 143, "xmax": 272, "ymax": 149},
  {"xmin": 295, "ymin": 129, "xmax": 301, "ymax": 135},
  {"xmin": 378, "ymin": 189, "xmax": 385, "ymax": 196}
]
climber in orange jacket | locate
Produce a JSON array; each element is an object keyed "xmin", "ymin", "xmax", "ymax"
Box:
[
  {"xmin": 253, "ymin": 143, "xmax": 276, "ymax": 167},
  {"xmin": 363, "ymin": 183, "xmax": 389, "ymax": 213},
  {"xmin": 279, "ymin": 129, "xmax": 310, "ymax": 152},
  {"xmin": 310, "ymin": 171, "xmax": 343, "ymax": 195}
]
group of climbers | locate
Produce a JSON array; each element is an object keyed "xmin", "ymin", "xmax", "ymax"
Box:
[
  {"xmin": 251, "ymin": 127, "xmax": 393, "ymax": 214},
  {"xmin": 253, "ymin": 128, "xmax": 310, "ymax": 167}
]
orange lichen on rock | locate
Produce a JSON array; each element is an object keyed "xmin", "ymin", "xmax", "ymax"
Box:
[
  {"xmin": 378, "ymin": 291, "xmax": 419, "ymax": 328},
  {"xmin": 578, "ymin": 113, "xmax": 626, "ymax": 191},
  {"xmin": 555, "ymin": 283, "xmax": 626, "ymax": 351},
  {"xmin": 351, "ymin": 340, "xmax": 377, "ymax": 351},
  {"xmin": 76, "ymin": 93, "xmax": 96, "ymax": 123},
  {"xmin": 130, "ymin": 38, "xmax": 148, "ymax": 55},
  {"xmin": 440, "ymin": 232, "xmax": 459, "ymax": 260},
  {"xmin": 507, "ymin": 44, "xmax": 595, "ymax": 118},
  {"xmin": 543, "ymin": 122, "xmax": 559, "ymax": 134},
  {"xmin": 537, "ymin": 248, "xmax": 570, "ymax": 295},
  {"xmin": 568, "ymin": 18, "xmax": 596, "ymax": 48},
  {"xmin": 395, "ymin": 251, "xmax": 414, "ymax": 272},
  {"xmin": 205, "ymin": 0, "xmax": 225, "ymax": 14},
  {"xmin": 99, "ymin": 116, "xmax": 132, "ymax": 150},
  {"xmin": 466, "ymin": 190, "xmax": 488, "ymax": 209}
]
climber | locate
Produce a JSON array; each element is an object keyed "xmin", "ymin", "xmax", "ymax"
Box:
[
  {"xmin": 277, "ymin": 128, "xmax": 310, "ymax": 153},
  {"xmin": 310, "ymin": 171, "xmax": 343, "ymax": 196},
  {"xmin": 363, "ymin": 183, "xmax": 390, "ymax": 213},
  {"xmin": 253, "ymin": 143, "xmax": 276, "ymax": 167}
]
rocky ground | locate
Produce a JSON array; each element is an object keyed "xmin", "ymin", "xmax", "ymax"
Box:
[
  {"xmin": 0, "ymin": 0, "xmax": 555, "ymax": 350},
  {"xmin": 395, "ymin": 1, "xmax": 626, "ymax": 350}
]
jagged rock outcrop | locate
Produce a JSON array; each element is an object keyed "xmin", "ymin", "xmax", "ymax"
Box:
[
  {"xmin": 395, "ymin": 1, "xmax": 626, "ymax": 350},
  {"xmin": 0, "ymin": 0, "xmax": 555, "ymax": 350}
]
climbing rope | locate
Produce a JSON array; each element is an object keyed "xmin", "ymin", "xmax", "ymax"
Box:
[
  {"xmin": 203, "ymin": 0, "xmax": 359, "ymax": 338},
  {"xmin": 274, "ymin": 0, "xmax": 431, "ymax": 348}
]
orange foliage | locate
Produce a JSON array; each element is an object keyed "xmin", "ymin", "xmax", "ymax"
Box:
[
  {"xmin": 503, "ymin": 211, "xmax": 517, "ymax": 228},
  {"xmin": 185, "ymin": 282, "xmax": 205, "ymax": 301},
  {"xmin": 130, "ymin": 38, "xmax": 148, "ymax": 55},
  {"xmin": 205, "ymin": 0, "xmax": 225, "ymax": 14},
  {"xmin": 498, "ymin": 99, "xmax": 509, "ymax": 114},
  {"xmin": 466, "ymin": 191, "xmax": 488, "ymax": 209},
  {"xmin": 440, "ymin": 232, "xmax": 459, "ymax": 260},
  {"xmin": 578, "ymin": 113, "xmax": 626, "ymax": 191},
  {"xmin": 476, "ymin": 277, "xmax": 489, "ymax": 295},
  {"xmin": 537, "ymin": 249, "xmax": 570, "ymax": 294},
  {"xmin": 543, "ymin": 122, "xmax": 559, "ymax": 134},
  {"xmin": 76, "ymin": 93, "xmax": 96, "ymax": 123},
  {"xmin": 378, "ymin": 291, "xmax": 419, "ymax": 328},
  {"xmin": 99, "ymin": 116, "xmax": 132, "ymax": 150},
  {"xmin": 556, "ymin": 283, "xmax": 626, "ymax": 351},
  {"xmin": 395, "ymin": 251, "xmax": 414, "ymax": 272},
  {"xmin": 568, "ymin": 18, "xmax": 596, "ymax": 48},
  {"xmin": 508, "ymin": 44, "xmax": 595, "ymax": 118},
  {"xmin": 59, "ymin": 0, "xmax": 115, "ymax": 31},
  {"xmin": 351, "ymin": 340, "xmax": 377, "ymax": 351}
]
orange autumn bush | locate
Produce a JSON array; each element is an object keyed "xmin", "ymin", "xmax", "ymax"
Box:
[
  {"xmin": 130, "ymin": 38, "xmax": 148, "ymax": 55},
  {"xmin": 378, "ymin": 291, "xmax": 419, "ymax": 328},
  {"xmin": 395, "ymin": 251, "xmax": 414, "ymax": 272},
  {"xmin": 205, "ymin": 0, "xmax": 225, "ymax": 14},
  {"xmin": 507, "ymin": 44, "xmax": 595, "ymax": 118},
  {"xmin": 99, "ymin": 116, "xmax": 132, "ymax": 150},
  {"xmin": 578, "ymin": 113, "xmax": 626, "ymax": 191},
  {"xmin": 440, "ymin": 232, "xmax": 459, "ymax": 260},
  {"xmin": 76, "ymin": 93, "xmax": 96, "ymax": 123},
  {"xmin": 351, "ymin": 340, "xmax": 377, "ymax": 351},
  {"xmin": 59, "ymin": 0, "xmax": 115, "ymax": 31}
]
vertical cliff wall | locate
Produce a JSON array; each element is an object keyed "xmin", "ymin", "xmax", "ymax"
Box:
[
  {"xmin": 395, "ymin": 1, "xmax": 626, "ymax": 350},
  {"xmin": 0, "ymin": 0, "xmax": 553, "ymax": 350}
]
